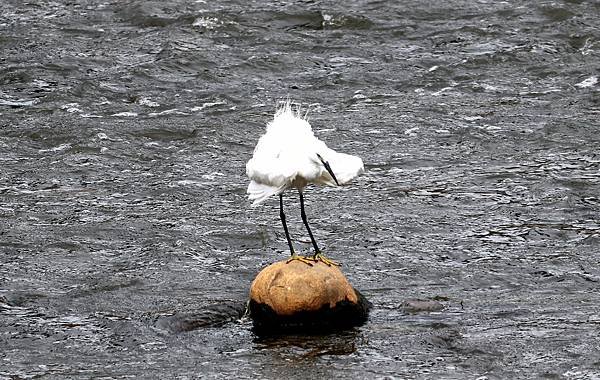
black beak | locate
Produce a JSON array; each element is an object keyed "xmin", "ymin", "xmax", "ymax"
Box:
[{"xmin": 316, "ymin": 154, "xmax": 340, "ymax": 186}]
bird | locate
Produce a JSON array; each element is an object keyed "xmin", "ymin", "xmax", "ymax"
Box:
[{"xmin": 246, "ymin": 101, "xmax": 364, "ymax": 266}]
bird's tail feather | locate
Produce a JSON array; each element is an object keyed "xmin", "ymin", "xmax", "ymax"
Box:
[{"xmin": 247, "ymin": 180, "xmax": 284, "ymax": 206}]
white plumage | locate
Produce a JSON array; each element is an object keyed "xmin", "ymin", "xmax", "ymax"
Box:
[
  {"xmin": 246, "ymin": 102, "xmax": 364, "ymax": 204},
  {"xmin": 245, "ymin": 101, "xmax": 364, "ymax": 265}
]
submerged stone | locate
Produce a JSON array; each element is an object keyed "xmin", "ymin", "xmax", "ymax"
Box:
[
  {"xmin": 402, "ymin": 299, "xmax": 445, "ymax": 313},
  {"xmin": 248, "ymin": 259, "xmax": 370, "ymax": 335},
  {"xmin": 156, "ymin": 300, "xmax": 247, "ymax": 333}
]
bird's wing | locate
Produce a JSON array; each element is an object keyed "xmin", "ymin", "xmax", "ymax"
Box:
[
  {"xmin": 247, "ymin": 180, "xmax": 285, "ymax": 206},
  {"xmin": 315, "ymin": 151, "xmax": 364, "ymax": 186}
]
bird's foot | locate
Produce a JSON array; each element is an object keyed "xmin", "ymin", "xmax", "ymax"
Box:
[
  {"xmin": 313, "ymin": 252, "xmax": 341, "ymax": 267},
  {"xmin": 286, "ymin": 253, "xmax": 314, "ymax": 266}
]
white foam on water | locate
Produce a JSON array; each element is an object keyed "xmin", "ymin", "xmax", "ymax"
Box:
[
  {"xmin": 575, "ymin": 76, "xmax": 598, "ymax": 88},
  {"xmin": 191, "ymin": 101, "xmax": 227, "ymax": 111},
  {"xmin": 111, "ymin": 111, "xmax": 138, "ymax": 117}
]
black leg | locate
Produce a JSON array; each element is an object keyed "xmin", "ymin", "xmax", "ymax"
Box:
[
  {"xmin": 279, "ymin": 193, "xmax": 294, "ymax": 255},
  {"xmin": 299, "ymin": 191, "xmax": 321, "ymax": 257}
]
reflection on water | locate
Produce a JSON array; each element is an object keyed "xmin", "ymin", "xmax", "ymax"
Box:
[
  {"xmin": 1, "ymin": 0, "xmax": 600, "ymax": 378},
  {"xmin": 255, "ymin": 330, "xmax": 361, "ymax": 360}
]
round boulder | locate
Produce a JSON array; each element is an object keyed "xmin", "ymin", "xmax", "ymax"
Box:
[{"xmin": 248, "ymin": 259, "xmax": 370, "ymax": 335}]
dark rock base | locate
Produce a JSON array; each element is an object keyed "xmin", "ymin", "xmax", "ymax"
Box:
[{"xmin": 249, "ymin": 289, "xmax": 371, "ymax": 336}]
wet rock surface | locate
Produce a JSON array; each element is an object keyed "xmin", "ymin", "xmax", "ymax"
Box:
[{"xmin": 249, "ymin": 260, "xmax": 370, "ymax": 334}]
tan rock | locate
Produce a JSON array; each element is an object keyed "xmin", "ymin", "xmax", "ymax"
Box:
[{"xmin": 249, "ymin": 259, "xmax": 358, "ymax": 316}]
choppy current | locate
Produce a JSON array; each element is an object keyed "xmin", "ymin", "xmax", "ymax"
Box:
[{"xmin": 1, "ymin": 1, "xmax": 599, "ymax": 379}]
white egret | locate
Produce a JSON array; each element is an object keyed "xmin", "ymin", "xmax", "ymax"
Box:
[{"xmin": 246, "ymin": 101, "xmax": 364, "ymax": 266}]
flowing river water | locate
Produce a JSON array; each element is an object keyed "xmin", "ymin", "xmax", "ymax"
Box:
[{"xmin": 1, "ymin": 1, "xmax": 599, "ymax": 378}]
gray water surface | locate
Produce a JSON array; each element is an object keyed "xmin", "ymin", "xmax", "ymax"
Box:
[{"xmin": 1, "ymin": 1, "xmax": 600, "ymax": 379}]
